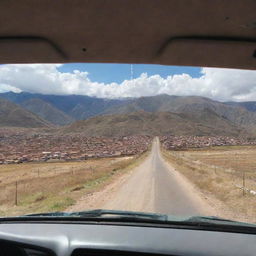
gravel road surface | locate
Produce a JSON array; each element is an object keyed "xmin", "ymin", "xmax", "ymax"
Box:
[{"xmin": 68, "ymin": 137, "xmax": 213, "ymax": 216}]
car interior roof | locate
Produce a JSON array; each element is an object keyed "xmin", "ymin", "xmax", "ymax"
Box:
[{"xmin": 0, "ymin": 0, "xmax": 255, "ymax": 69}]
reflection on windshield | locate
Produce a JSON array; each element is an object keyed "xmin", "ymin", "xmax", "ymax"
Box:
[{"xmin": 0, "ymin": 64, "xmax": 255, "ymax": 225}]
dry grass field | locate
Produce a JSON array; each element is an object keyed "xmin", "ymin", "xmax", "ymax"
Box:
[
  {"xmin": 162, "ymin": 145, "xmax": 256, "ymax": 223},
  {"xmin": 0, "ymin": 155, "xmax": 145, "ymax": 217}
]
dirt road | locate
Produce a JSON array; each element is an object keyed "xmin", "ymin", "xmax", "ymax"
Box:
[{"xmin": 68, "ymin": 138, "xmax": 214, "ymax": 216}]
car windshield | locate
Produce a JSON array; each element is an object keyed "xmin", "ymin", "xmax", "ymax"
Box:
[{"xmin": 0, "ymin": 63, "xmax": 255, "ymax": 226}]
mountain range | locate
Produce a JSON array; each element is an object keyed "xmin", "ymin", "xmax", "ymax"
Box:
[
  {"xmin": 1, "ymin": 91, "xmax": 256, "ymax": 137},
  {"xmin": 0, "ymin": 92, "xmax": 126, "ymax": 125}
]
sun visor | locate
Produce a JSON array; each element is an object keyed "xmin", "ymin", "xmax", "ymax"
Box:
[
  {"xmin": 0, "ymin": 37, "xmax": 66, "ymax": 63},
  {"xmin": 157, "ymin": 38, "xmax": 256, "ymax": 70}
]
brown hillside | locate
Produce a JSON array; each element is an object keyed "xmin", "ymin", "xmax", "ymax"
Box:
[
  {"xmin": 0, "ymin": 98, "xmax": 52, "ymax": 128},
  {"xmin": 62, "ymin": 111, "xmax": 245, "ymax": 137},
  {"xmin": 21, "ymin": 98, "xmax": 74, "ymax": 125}
]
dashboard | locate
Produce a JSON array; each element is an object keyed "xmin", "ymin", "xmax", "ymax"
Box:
[{"xmin": 0, "ymin": 222, "xmax": 255, "ymax": 256}]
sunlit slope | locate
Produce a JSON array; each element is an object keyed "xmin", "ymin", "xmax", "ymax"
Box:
[
  {"xmin": 104, "ymin": 94, "xmax": 256, "ymax": 129},
  {"xmin": 62, "ymin": 110, "xmax": 245, "ymax": 137}
]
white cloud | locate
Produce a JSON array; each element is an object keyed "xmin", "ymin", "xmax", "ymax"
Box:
[{"xmin": 0, "ymin": 64, "xmax": 255, "ymax": 101}]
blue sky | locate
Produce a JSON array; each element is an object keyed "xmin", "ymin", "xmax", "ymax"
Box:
[
  {"xmin": 0, "ymin": 64, "xmax": 255, "ymax": 101},
  {"xmin": 58, "ymin": 64, "xmax": 201, "ymax": 83}
]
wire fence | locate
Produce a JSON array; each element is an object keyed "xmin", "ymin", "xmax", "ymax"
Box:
[
  {"xmin": 169, "ymin": 151, "xmax": 256, "ymax": 196},
  {"xmin": 0, "ymin": 164, "xmax": 96, "ymax": 206}
]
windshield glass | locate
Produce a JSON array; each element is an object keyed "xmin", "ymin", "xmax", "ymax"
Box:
[{"xmin": 0, "ymin": 63, "xmax": 255, "ymax": 226}]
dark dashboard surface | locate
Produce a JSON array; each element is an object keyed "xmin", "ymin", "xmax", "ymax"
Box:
[{"xmin": 0, "ymin": 222, "xmax": 255, "ymax": 256}]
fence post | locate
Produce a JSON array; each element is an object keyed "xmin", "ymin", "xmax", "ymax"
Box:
[
  {"xmin": 242, "ymin": 171, "xmax": 245, "ymax": 196},
  {"xmin": 15, "ymin": 181, "xmax": 18, "ymax": 206}
]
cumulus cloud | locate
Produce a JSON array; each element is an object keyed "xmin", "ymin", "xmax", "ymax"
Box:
[{"xmin": 0, "ymin": 64, "xmax": 255, "ymax": 101}]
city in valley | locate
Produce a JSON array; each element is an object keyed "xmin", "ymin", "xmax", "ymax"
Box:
[
  {"xmin": 0, "ymin": 129, "xmax": 151, "ymax": 164},
  {"xmin": 1, "ymin": 127, "xmax": 256, "ymax": 164}
]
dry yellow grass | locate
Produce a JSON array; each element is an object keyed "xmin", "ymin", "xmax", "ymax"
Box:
[
  {"xmin": 162, "ymin": 146, "xmax": 256, "ymax": 223},
  {"xmin": 0, "ymin": 154, "xmax": 146, "ymax": 217}
]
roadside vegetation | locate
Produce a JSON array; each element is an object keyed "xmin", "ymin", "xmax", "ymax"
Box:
[
  {"xmin": 162, "ymin": 145, "xmax": 256, "ymax": 223},
  {"xmin": 0, "ymin": 152, "xmax": 148, "ymax": 217}
]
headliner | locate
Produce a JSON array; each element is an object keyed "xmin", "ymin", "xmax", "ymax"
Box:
[{"xmin": 0, "ymin": 0, "xmax": 255, "ymax": 69}]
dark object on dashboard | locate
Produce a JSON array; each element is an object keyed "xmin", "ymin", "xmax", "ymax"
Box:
[
  {"xmin": 0, "ymin": 241, "xmax": 53, "ymax": 256},
  {"xmin": 0, "ymin": 242, "xmax": 25, "ymax": 256},
  {"xmin": 72, "ymin": 248, "xmax": 174, "ymax": 256}
]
